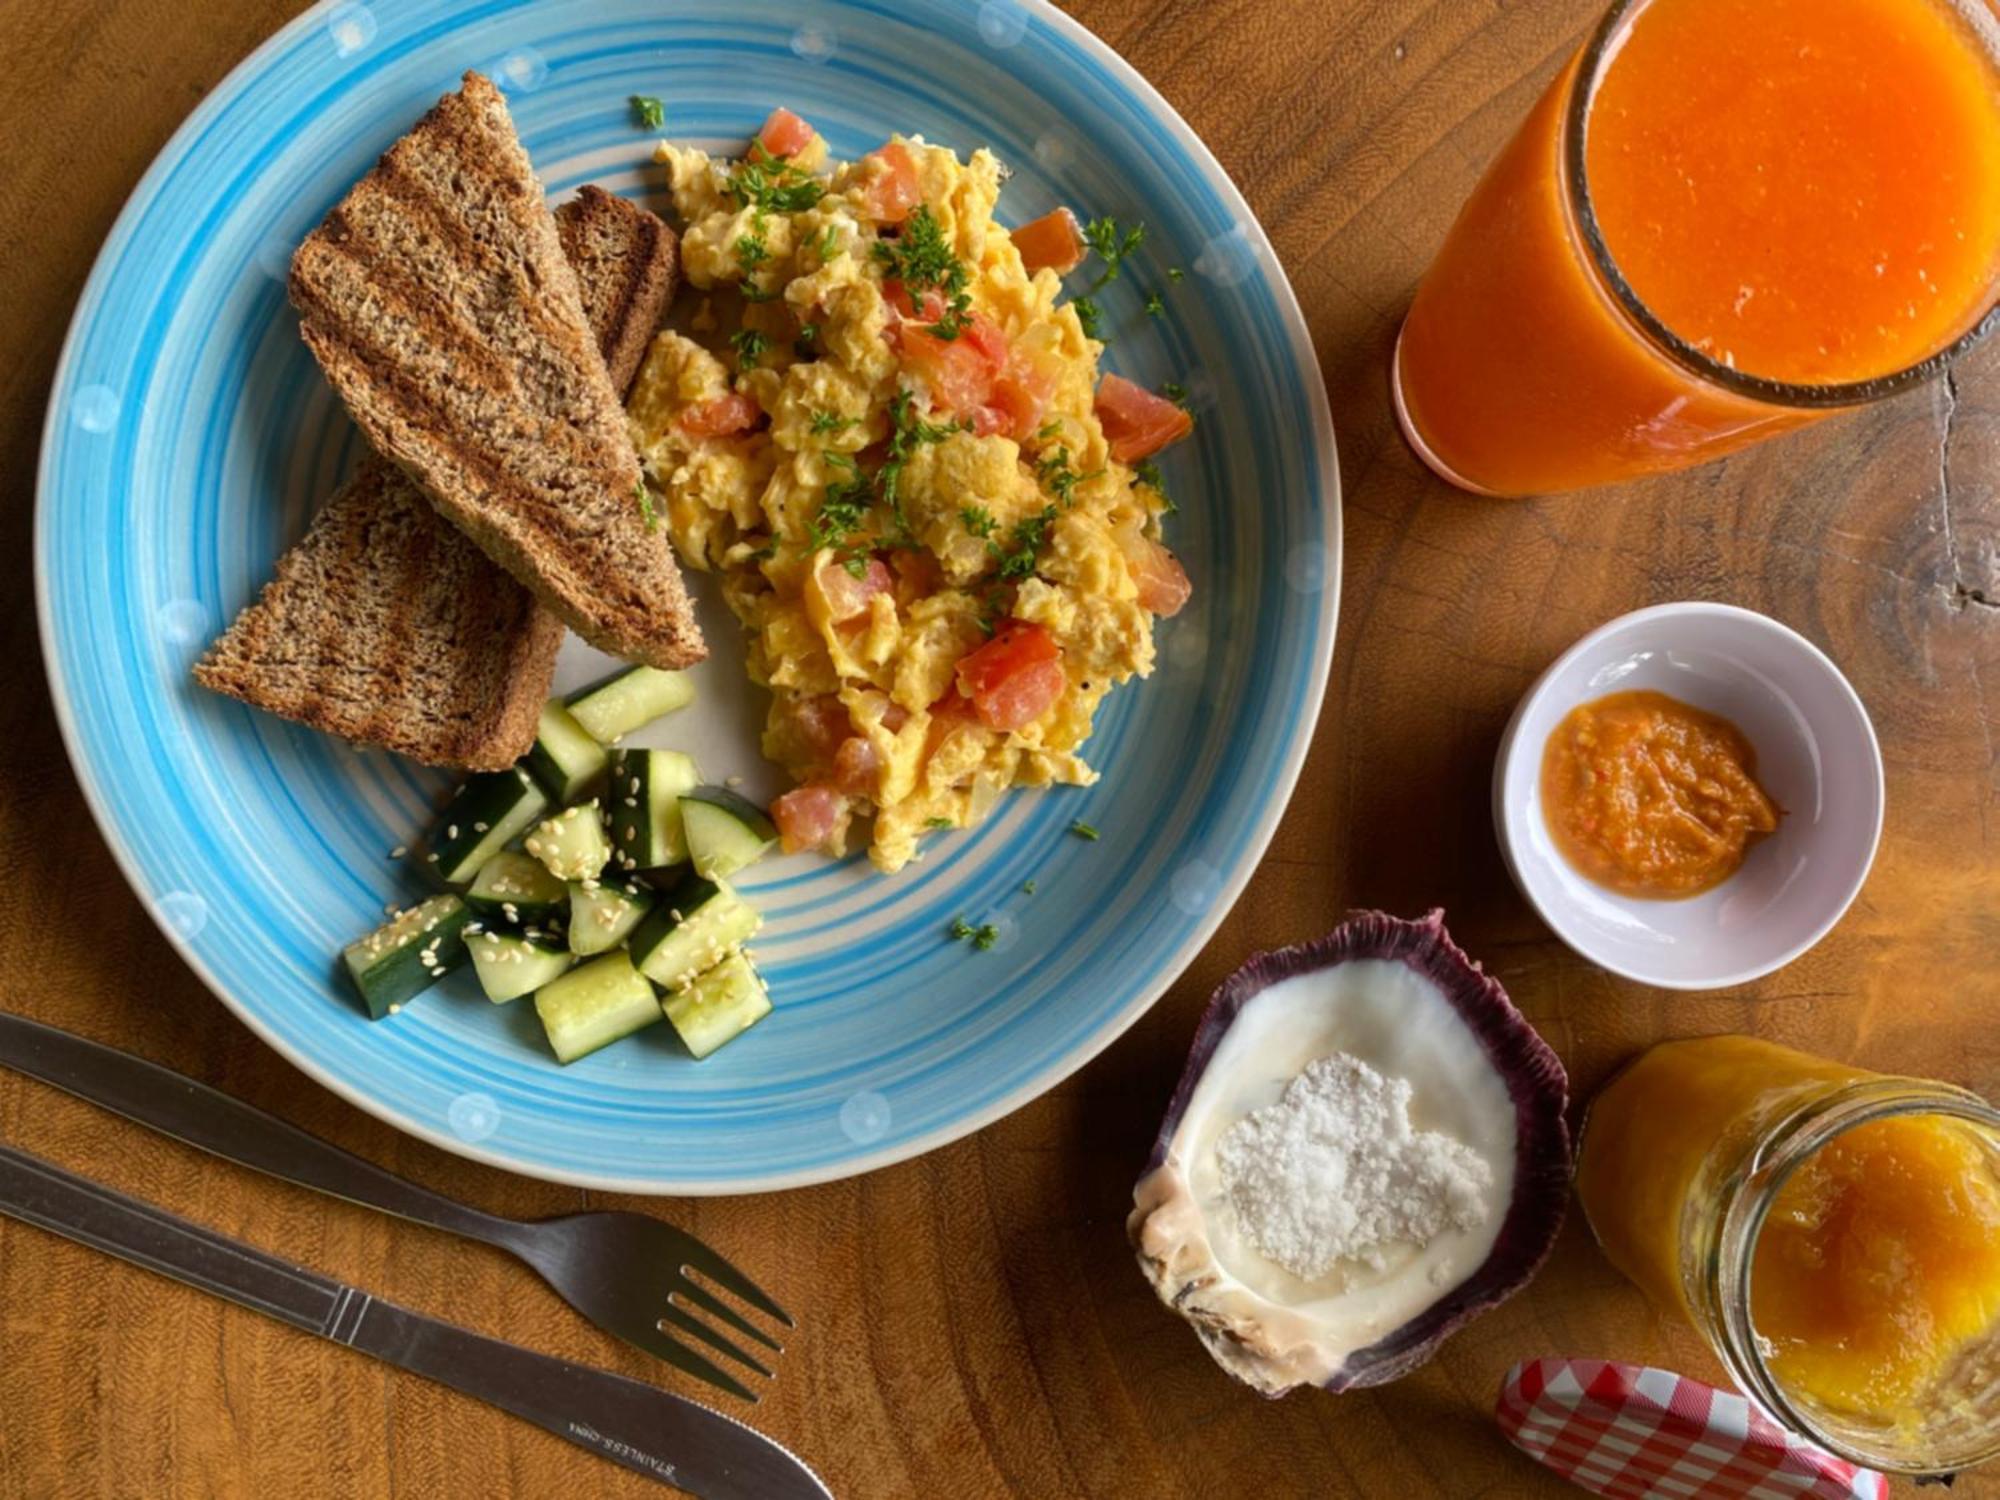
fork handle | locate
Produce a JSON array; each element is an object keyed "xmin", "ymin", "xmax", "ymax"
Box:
[{"xmin": 0, "ymin": 1011, "xmax": 529, "ymax": 1251}]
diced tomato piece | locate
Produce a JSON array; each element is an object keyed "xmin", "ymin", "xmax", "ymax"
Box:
[
  {"xmin": 1011, "ymin": 208, "xmax": 1087, "ymax": 275},
  {"xmin": 788, "ymin": 694, "xmax": 852, "ymax": 762},
  {"xmin": 756, "ymin": 107, "xmax": 817, "ymax": 159},
  {"xmin": 858, "ymin": 141, "xmax": 921, "ymax": 224},
  {"xmin": 896, "ymin": 313, "xmax": 1009, "ymax": 418},
  {"xmin": 829, "ymin": 737, "xmax": 883, "ymax": 797},
  {"xmin": 772, "ymin": 784, "xmax": 845, "ymax": 853},
  {"xmin": 986, "ymin": 344, "xmax": 1063, "ymax": 441},
  {"xmin": 816, "ymin": 557, "xmax": 892, "ymax": 622},
  {"xmin": 955, "ymin": 622, "xmax": 1066, "ymax": 732},
  {"xmin": 678, "ymin": 392, "xmax": 762, "ymax": 439},
  {"xmin": 1095, "ymin": 373, "xmax": 1193, "ymax": 462},
  {"xmin": 883, "ymin": 280, "xmax": 946, "ymax": 323},
  {"xmin": 933, "ymin": 687, "xmax": 975, "ymax": 720},
  {"xmin": 1118, "ymin": 531, "xmax": 1193, "ymax": 617}
]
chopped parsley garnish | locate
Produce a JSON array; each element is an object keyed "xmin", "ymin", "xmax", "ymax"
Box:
[
  {"xmin": 1073, "ymin": 296, "xmax": 1104, "ymax": 340},
  {"xmin": 1035, "ymin": 419, "xmax": 1064, "ymax": 443},
  {"xmin": 729, "ymin": 327, "xmax": 770, "ymax": 364},
  {"xmin": 1036, "ymin": 447, "xmax": 1103, "ymax": 508},
  {"xmin": 814, "ymin": 224, "xmax": 842, "ymax": 262},
  {"xmin": 1168, "ymin": 266, "xmax": 1186, "ymax": 283},
  {"xmin": 747, "ymin": 538, "xmax": 779, "ymax": 561},
  {"xmin": 1021, "ymin": 879, "xmax": 1037, "ymax": 895},
  {"xmin": 1134, "ymin": 458, "xmax": 1177, "ymax": 515},
  {"xmin": 794, "ymin": 322, "xmax": 821, "ymax": 359},
  {"xmin": 810, "ymin": 453, "xmax": 873, "ymax": 551},
  {"xmin": 1082, "ymin": 216, "xmax": 1146, "ymax": 287},
  {"xmin": 726, "ymin": 152, "xmax": 826, "ymax": 215},
  {"xmin": 735, "ymin": 229, "xmax": 780, "ymax": 301},
  {"xmin": 960, "ymin": 505, "xmax": 998, "ymax": 539},
  {"xmin": 948, "ymin": 915, "xmax": 998, "ymax": 950},
  {"xmin": 1145, "ymin": 291, "xmax": 1166, "ymax": 319},
  {"xmin": 809, "ymin": 409, "xmax": 857, "ymax": 435},
  {"xmin": 993, "ymin": 505, "xmax": 1058, "ymax": 581},
  {"xmin": 1070, "ymin": 820, "xmax": 1101, "ymax": 841},
  {"xmin": 872, "ymin": 205, "xmax": 973, "ymax": 339},
  {"xmin": 633, "ymin": 479, "xmax": 658, "ymax": 531},
  {"xmin": 630, "ymin": 95, "xmax": 666, "ymax": 129},
  {"xmin": 925, "ymin": 816, "xmax": 953, "ymax": 830},
  {"xmin": 842, "ymin": 554, "xmax": 870, "ymax": 578},
  {"xmin": 810, "ymin": 389, "xmax": 960, "ymax": 557}
]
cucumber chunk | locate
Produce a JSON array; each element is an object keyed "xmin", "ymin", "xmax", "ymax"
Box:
[
  {"xmin": 342, "ymin": 894, "xmax": 470, "ymax": 1019},
  {"xmin": 663, "ymin": 949, "xmax": 772, "ymax": 1059},
  {"xmin": 533, "ymin": 951, "xmax": 661, "ymax": 1063},
  {"xmin": 681, "ymin": 787, "xmax": 778, "ymax": 880},
  {"xmin": 566, "ymin": 666, "xmax": 695, "ymax": 745},
  {"xmin": 607, "ymin": 749, "xmax": 700, "ymax": 870},
  {"xmin": 468, "ymin": 929, "xmax": 573, "ymax": 1004},
  {"xmin": 568, "ymin": 877, "xmax": 656, "ymax": 957},
  {"xmin": 425, "ymin": 768, "xmax": 548, "ymax": 885},
  {"xmin": 465, "ymin": 850, "xmax": 570, "ymax": 927},
  {"xmin": 524, "ymin": 801, "xmax": 612, "ymax": 882},
  {"xmin": 629, "ymin": 870, "xmax": 763, "ymax": 991},
  {"xmin": 524, "ymin": 699, "xmax": 609, "ymax": 803}
]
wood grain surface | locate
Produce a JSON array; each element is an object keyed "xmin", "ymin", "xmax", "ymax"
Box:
[{"xmin": 3, "ymin": 0, "xmax": 1997, "ymax": 1496}]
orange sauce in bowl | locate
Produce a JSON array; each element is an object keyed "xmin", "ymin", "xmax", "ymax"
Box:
[{"xmin": 1540, "ymin": 690, "xmax": 1779, "ymax": 898}]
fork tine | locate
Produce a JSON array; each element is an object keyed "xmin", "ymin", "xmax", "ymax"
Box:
[
  {"xmin": 674, "ymin": 1274, "xmax": 785, "ymax": 1352},
  {"xmin": 613, "ymin": 1317, "xmax": 761, "ymax": 1404},
  {"xmin": 664, "ymin": 1232, "xmax": 794, "ymax": 1326},
  {"xmin": 660, "ymin": 1301, "xmax": 776, "ymax": 1379}
]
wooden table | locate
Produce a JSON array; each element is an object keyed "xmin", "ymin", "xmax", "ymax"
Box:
[{"xmin": 3, "ymin": 0, "xmax": 1996, "ymax": 1494}]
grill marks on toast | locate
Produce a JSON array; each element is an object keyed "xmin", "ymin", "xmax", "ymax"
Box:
[
  {"xmin": 195, "ymin": 458, "xmax": 565, "ymax": 770},
  {"xmin": 287, "ymin": 71, "xmax": 703, "ymax": 669},
  {"xmin": 198, "ymin": 182, "xmax": 684, "ymax": 769}
]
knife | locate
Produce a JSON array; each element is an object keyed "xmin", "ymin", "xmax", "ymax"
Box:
[{"xmin": 0, "ymin": 1142, "xmax": 833, "ymax": 1500}]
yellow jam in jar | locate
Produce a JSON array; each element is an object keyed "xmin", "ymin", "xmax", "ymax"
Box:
[
  {"xmin": 1753, "ymin": 1113, "xmax": 2000, "ymax": 1419},
  {"xmin": 1577, "ymin": 1037, "xmax": 2000, "ymax": 1449}
]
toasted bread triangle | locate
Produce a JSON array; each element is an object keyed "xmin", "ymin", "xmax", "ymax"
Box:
[
  {"xmin": 198, "ymin": 187, "xmax": 682, "ymax": 769},
  {"xmin": 287, "ymin": 71, "xmax": 703, "ymax": 670}
]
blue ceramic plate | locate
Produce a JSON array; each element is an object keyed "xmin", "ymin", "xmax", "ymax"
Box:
[{"xmin": 36, "ymin": 0, "xmax": 1338, "ymax": 1193}]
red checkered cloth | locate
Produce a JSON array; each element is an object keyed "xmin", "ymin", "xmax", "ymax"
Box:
[{"xmin": 1497, "ymin": 1359, "xmax": 1887, "ymax": 1499}]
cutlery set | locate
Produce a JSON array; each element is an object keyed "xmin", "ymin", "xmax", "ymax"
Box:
[{"xmin": 0, "ymin": 1011, "xmax": 828, "ymax": 1499}]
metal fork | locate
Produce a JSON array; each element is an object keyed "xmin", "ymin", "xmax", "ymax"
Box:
[{"xmin": 0, "ymin": 1011, "xmax": 790, "ymax": 1402}]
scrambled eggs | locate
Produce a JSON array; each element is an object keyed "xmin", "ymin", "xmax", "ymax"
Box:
[{"xmin": 627, "ymin": 111, "xmax": 1192, "ymax": 872}]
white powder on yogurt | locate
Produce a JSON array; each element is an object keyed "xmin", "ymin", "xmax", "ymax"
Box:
[{"xmin": 1215, "ymin": 1052, "xmax": 1494, "ymax": 1281}]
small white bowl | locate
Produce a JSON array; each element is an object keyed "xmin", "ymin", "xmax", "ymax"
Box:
[{"xmin": 1494, "ymin": 603, "xmax": 1884, "ymax": 990}]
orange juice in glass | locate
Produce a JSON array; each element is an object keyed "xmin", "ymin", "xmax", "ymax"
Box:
[{"xmin": 1392, "ymin": 0, "xmax": 2000, "ymax": 497}]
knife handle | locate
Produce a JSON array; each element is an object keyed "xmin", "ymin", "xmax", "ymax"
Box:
[
  {"xmin": 0, "ymin": 1012, "xmax": 524, "ymax": 1250},
  {"xmin": 0, "ymin": 1142, "xmax": 348, "ymax": 1339}
]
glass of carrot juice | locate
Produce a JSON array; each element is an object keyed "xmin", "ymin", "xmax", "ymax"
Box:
[{"xmin": 1392, "ymin": 0, "xmax": 2000, "ymax": 498}]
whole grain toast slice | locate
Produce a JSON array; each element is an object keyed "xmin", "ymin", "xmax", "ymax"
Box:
[
  {"xmin": 558, "ymin": 185, "xmax": 680, "ymax": 394},
  {"xmin": 196, "ymin": 187, "xmax": 682, "ymax": 770},
  {"xmin": 287, "ymin": 71, "xmax": 703, "ymax": 670}
]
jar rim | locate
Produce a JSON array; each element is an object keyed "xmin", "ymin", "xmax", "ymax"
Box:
[
  {"xmin": 1560, "ymin": 0, "xmax": 2000, "ymax": 410},
  {"xmin": 1705, "ymin": 1079, "xmax": 2000, "ymax": 1477}
]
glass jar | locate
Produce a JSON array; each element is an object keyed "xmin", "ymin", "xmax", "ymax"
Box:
[{"xmin": 1577, "ymin": 1036, "xmax": 2000, "ymax": 1477}]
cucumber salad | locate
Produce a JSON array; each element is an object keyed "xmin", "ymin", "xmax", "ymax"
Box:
[{"xmin": 341, "ymin": 666, "xmax": 780, "ymax": 1065}]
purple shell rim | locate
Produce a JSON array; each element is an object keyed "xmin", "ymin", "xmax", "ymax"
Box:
[{"xmin": 1141, "ymin": 908, "xmax": 1573, "ymax": 1393}]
